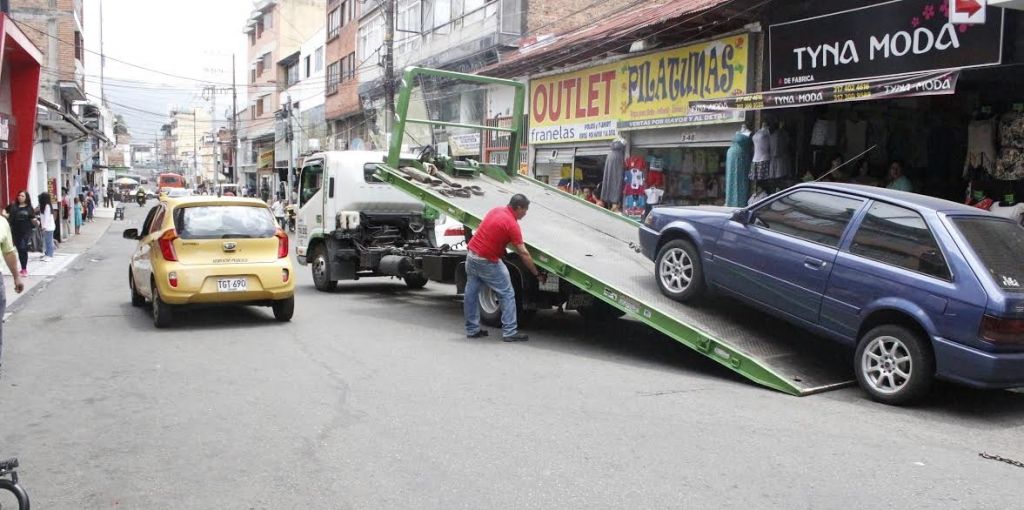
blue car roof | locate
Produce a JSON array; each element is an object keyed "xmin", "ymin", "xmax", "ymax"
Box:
[{"xmin": 791, "ymin": 183, "xmax": 989, "ymax": 216}]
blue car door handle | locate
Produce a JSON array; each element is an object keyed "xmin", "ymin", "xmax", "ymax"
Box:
[{"xmin": 804, "ymin": 257, "xmax": 827, "ymax": 270}]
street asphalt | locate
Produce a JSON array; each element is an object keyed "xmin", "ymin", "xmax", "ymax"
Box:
[{"xmin": 0, "ymin": 203, "xmax": 1021, "ymax": 509}]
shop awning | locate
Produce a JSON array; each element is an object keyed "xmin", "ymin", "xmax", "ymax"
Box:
[
  {"xmin": 478, "ymin": 0, "xmax": 756, "ymax": 78},
  {"xmin": 689, "ymin": 70, "xmax": 960, "ymax": 112}
]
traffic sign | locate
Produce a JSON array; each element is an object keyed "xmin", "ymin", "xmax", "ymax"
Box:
[{"xmin": 951, "ymin": 0, "xmax": 987, "ymax": 24}]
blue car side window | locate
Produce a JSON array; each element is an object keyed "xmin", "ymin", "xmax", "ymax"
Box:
[
  {"xmin": 850, "ymin": 202, "xmax": 951, "ymax": 281},
  {"xmin": 751, "ymin": 191, "xmax": 863, "ymax": 248}
]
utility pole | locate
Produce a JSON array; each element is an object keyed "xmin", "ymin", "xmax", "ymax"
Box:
[
  {"xmin": 99, "ymin": 0, "xmax": 105, "ymax": 104},
  {"xmin": 232, "ymin": 55, "xmax": 239, "ymax": 187},
  {"xmin": 285, "ymin": 94, "xmax": 294, "ymax": 204},
  {"xmin": 192, "ymin": 108, "xmax": 197, "ymax": 187},
  {"xmin": 383, "ymin": 0, "xmax": 395, "ymax": 138}
]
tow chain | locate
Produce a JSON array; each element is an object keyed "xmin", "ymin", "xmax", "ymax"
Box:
[{"xmin": 979, "ymin": 452, "xmax": 1024, "ymax": 469}]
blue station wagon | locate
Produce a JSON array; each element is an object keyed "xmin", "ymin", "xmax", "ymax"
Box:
[{"xmin": 639, "ymin": 183, "xmax": 1024, "ymax": 404}]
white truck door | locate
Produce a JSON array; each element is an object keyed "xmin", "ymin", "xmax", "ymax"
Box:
[{"xmin": 296, "ymin": 158, "xmax": 326, "ymax": 261}]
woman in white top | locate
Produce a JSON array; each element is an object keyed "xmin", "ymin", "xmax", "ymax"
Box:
[
  {"xmin": 271, "ymin": 199, "xmax": 286, "ymax": 229},
  {"xmin": 37, "ymin": 192, "xmax": 57, "ymax": 262}
]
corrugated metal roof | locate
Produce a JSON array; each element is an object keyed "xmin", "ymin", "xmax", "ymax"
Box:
[{"xmin": 479, "ymin": 0, "xmax": 747, "ymax": 78}]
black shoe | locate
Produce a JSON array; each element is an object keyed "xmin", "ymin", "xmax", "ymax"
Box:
[
  {"xmin": 467, "ymin": 330, "xmax": 489, "ymax": 338},
  {"xmin": 502, "ymin": 332, "xmax": 529, "ymax": 342}
]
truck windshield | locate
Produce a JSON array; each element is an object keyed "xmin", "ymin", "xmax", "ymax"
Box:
[
  {"xmin": 174, "ymin": 205, "xmax": 277, "ymax": 239},
  {"xmin": 953, "ymin": 216, "xmax": 1024, "ymax": 291}
]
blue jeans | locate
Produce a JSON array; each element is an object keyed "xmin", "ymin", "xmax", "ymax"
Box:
[
  {"xmin": 43, "ymin": 230, "xmax": 55, "ymax": 257},
  {"xmin": 464, "ymin": 252, "xmax": 518, "ymax": 337}
]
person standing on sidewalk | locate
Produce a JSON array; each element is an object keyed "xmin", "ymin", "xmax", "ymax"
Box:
[
  {"xmin": 73, "ymin": 196, "xmax": 83, "ymax": 235},
  {"xmin": 3, "ymin": 191, "xmax": 37, "ymax": 277},
  {"xmin": 463, "ymin": 194, "xmax": 544, "ymax": 342},
  {"xmin": 0, "ymin": 213, "xmax": 26, "ymax": 371},
  {"xmin": 85, "ymin": 191, "xmax": 95, "ymax": 222},
  {"xmin": 37, "ymin": 192, "xmax": 56, "ymax": 262}
]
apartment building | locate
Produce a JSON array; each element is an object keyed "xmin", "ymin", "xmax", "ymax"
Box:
[
  {"xmin": 168, "ymin": 108, "xmax": 213, "ymax": 185},
  {"xmin": 353, "ymin": 0, "xmax": 631, "ymax": 154},
  {"xmin": 277, "ymin": 26, "xmax": 326, "ymax": 195},
  {"xmin": 10, "ymin": 0, "xmax": 109, "ymax": 205},
  {"xmin": 324, "ymin": 0, "xmax": 363, "ymax": 150},
  {"xmin": 238, "ymin": 0, "xmax": 325, "ymax": 191}
]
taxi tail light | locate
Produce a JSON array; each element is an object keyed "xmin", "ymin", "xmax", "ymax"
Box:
[
  {"xmin": 980, "ymin": 315, "xmax": 1024, "ymax": 345},
  {"xmin": 158, "ymin": 229, "xmax": 178, "ymax": 261},
  {"xmin": 276, "ymin": 229, "xmax": 289, "ymax": 259},
  {"xmin": 168, "ymin": 271, "xmax": 178, "ymax": 288}
]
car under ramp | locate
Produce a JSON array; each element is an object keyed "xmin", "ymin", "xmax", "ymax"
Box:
[{"xmin": 377, "ymin": 165, "xmax": 854, "ymax": 396}]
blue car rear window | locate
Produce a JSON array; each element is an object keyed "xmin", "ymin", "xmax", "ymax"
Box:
[{"xmin": 953, "ymin": 217, "xmax": 1024, "ymax": 290}]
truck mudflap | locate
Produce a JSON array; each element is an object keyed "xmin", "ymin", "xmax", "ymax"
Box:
[{"xmin": 376, "ymin": 165, "xmax": 853, "ymax": 396}]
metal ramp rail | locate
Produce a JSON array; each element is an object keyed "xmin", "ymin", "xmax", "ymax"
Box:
[{"xmin": 376, "ymin": 67, "xmax": 852, "ymax": 395}]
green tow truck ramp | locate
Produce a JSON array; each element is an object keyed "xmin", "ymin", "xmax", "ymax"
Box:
[{"xmin": 376, "ymin": 67, "xmax": 852, "ymax": 396}]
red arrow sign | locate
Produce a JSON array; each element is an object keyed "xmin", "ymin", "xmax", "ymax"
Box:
[{"xmin": 956, "ymin": 0, "xmax": 983, "ymax": 17}]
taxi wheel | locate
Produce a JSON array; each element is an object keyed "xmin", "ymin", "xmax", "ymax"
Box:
[
  {"xmin": 151, "ymin": 282, "xmax": 174, "ymax": 329},
  {"xmin": 272, "ymin": 296, "xmax": 294, "ymax": 322},
  {"xmin": 130, "ymin": 270, "xmax": 145, "ymax": 307}
]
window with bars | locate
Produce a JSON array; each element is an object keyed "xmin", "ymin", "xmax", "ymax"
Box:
[
  {"xmin": 286, "ymin": 63, "xmax": 300, "ymax": 87},
  {"xmin": 328, "ymin": 7, "xmax": 341, "ymax": 39},
  {"xmin": 326, "ymin": 61, "xmax": 340, "ymax": 95},
  {"xmin": 342, "ymin": 52, "xmax": 356, "ymax": 81}
]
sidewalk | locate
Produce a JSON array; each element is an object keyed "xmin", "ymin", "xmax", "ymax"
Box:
[{"xmin": 1, "ymin": 206, "xmax": 116, "ymax": 310}]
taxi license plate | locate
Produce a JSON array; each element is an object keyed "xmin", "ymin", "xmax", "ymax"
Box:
[{"xmin": 217, "ymin": 278, "xmax": 247, "ymax": 292}]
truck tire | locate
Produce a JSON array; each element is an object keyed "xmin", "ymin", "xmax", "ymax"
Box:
[
  {"xmin": 577, "ymin": 300, "xmax": 625, "ymax": 321},
  {"xmin": 855, "ymin": 324, "xmax": 934, "ymax": 405},
  {"xmin": 655, "ymin": 239, "xmax": 705, "ymax": 302},
  {"xmin": 310, "ymin": 244, "xmax": 337, "ymax": 292},
  {"xmin": 478, "ymin": 284, "xmax": 534, "ymax": 328},
  {"xmin": 404, "ymin": 273, "xmax": 428, "ymax": 289}
]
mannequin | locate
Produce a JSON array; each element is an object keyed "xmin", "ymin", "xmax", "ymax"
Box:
[
  {"xmin": 750, "ymin": 122, "xmax": 772, "ymax": 182},
  {"xmin": 725, "ymin": 125, "xmax": 753, "ymax": 207}
]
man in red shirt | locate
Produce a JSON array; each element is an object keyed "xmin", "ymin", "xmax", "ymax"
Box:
[{"xmin": 464, "ymin": 194, "xmax": 543, "ymax": 341}]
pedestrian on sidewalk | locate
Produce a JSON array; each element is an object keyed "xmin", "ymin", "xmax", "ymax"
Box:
[
  {"xmin": 4, "ymin": 191, "xmax": 37, "ymax": 277},
  {"xmin": 463, "ymin": 194, "xmax": 544, "ymax": 342},
  {"xmin": 85, "ymin": 191, "xmax": 95, "ymax": 222},
  {"xmin": 60, "ymin": 189, "xmax": 72, "ymax": 241},
  {"xmin": 0, "ymin": 214, "xmax": 26, "ymax": 371},
  {"xmin": 73, "ymin": 196, "xmax": 83, "ymax": 235},
  {"xmin": 37, "ymin": 192, "xmax": 56, "ymax": 262}
]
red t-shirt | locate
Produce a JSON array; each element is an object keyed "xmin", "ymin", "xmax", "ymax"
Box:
[{"xmin": 468, "ymin": 206, "xmax": 523, "ymax": 261}]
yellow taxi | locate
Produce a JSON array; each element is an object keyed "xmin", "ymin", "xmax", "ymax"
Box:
[{"xmin": 123, "ymin": 196, "xmax": 294, "ymax": 328}]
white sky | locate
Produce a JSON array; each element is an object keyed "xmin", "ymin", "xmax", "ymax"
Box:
[{"xmin": 83, "ymin": 0, "xmax": 253, "ymax": 143}]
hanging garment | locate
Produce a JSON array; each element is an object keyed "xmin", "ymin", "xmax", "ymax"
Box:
[
  {"xmin": 623, "ymin": 168, "xmax": 646, "ymax": 196},
  {"xmin": 966, "ymin": 118, "xmax": 997, "ymax": 174},
  {"xmin": 752, "ymin": 127, "xmax": 771, "ymax": 163},
  {"xmin": 810, "ymin": 119, "xmax": 837, "ymax": 146},
  {"xmin": 725, "ymin": 132, "xmax": 753, "ymax": 207},
  {"xmin": 844, "ymin": 119, "xmax": 868, "ymax": 158},
  {"xmin": 994, "ymin": 147, "xmax": 1024, "ymax": 180},
  {"xmin": 599, "ymin": 139, "xmax": 626, "ymax": 204},
  {"xmin": 769, "ymin": 128, "xmax": 793, "ymax": 179},
  {"xmin": 999, "ymin": 112, "xmax": 1024, "ymax": 149}
]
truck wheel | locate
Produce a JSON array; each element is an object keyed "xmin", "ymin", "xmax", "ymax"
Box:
[
  {"xmin": 478, "ymin": 285, "xmax": 534, "ymax": 328},
  {"xmin": 855, "ymin": 324, "xmax": 934, "ymax": 405},
  {"xmin": 272, "ymin": 296, "xmax": 295, "ymax": 322},
  {"xmin": 655, "ymin": 239, "xmax": 705, "ymax": 302},
  {"xmin": 577, "ymin": 300, "xmax": 625, "ymax": 322},
  {"xmin": 404, "ymin": 273, "xmax": 428, "ymax": 289},
  {"xmin": 310, "ymin": 244, "xmax": 337, "ymax": 292}
]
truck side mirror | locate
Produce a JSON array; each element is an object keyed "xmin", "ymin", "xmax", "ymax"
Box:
[
  {"xmin": 123, "ymin": 228, "xmax": 139, "ymax": 240},
  {"xmin": 731, "ymin": 209, "xmax": 751, "ymax": 224}
]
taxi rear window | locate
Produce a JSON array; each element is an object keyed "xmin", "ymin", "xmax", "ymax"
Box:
[{"xmin": 173, "ymin": 205, "xmax": 276, "ymax": 239}]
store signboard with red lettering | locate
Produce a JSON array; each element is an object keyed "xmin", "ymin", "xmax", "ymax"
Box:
[
  {"xmin": 769, "ymin": 0, "xmax": 1002, "ymax": 89},
  {"xmin": 528, "ymin": 34, "xmax": 749, "ymax": 144}
]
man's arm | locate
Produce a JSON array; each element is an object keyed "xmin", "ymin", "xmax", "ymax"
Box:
[
  {"xmin": 512, "ymin": 243, "xmax": 546, "ymax": 283},
  {"xmin": 4, "ymin": 251, "xmax": 23, "ymax": 293}
]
